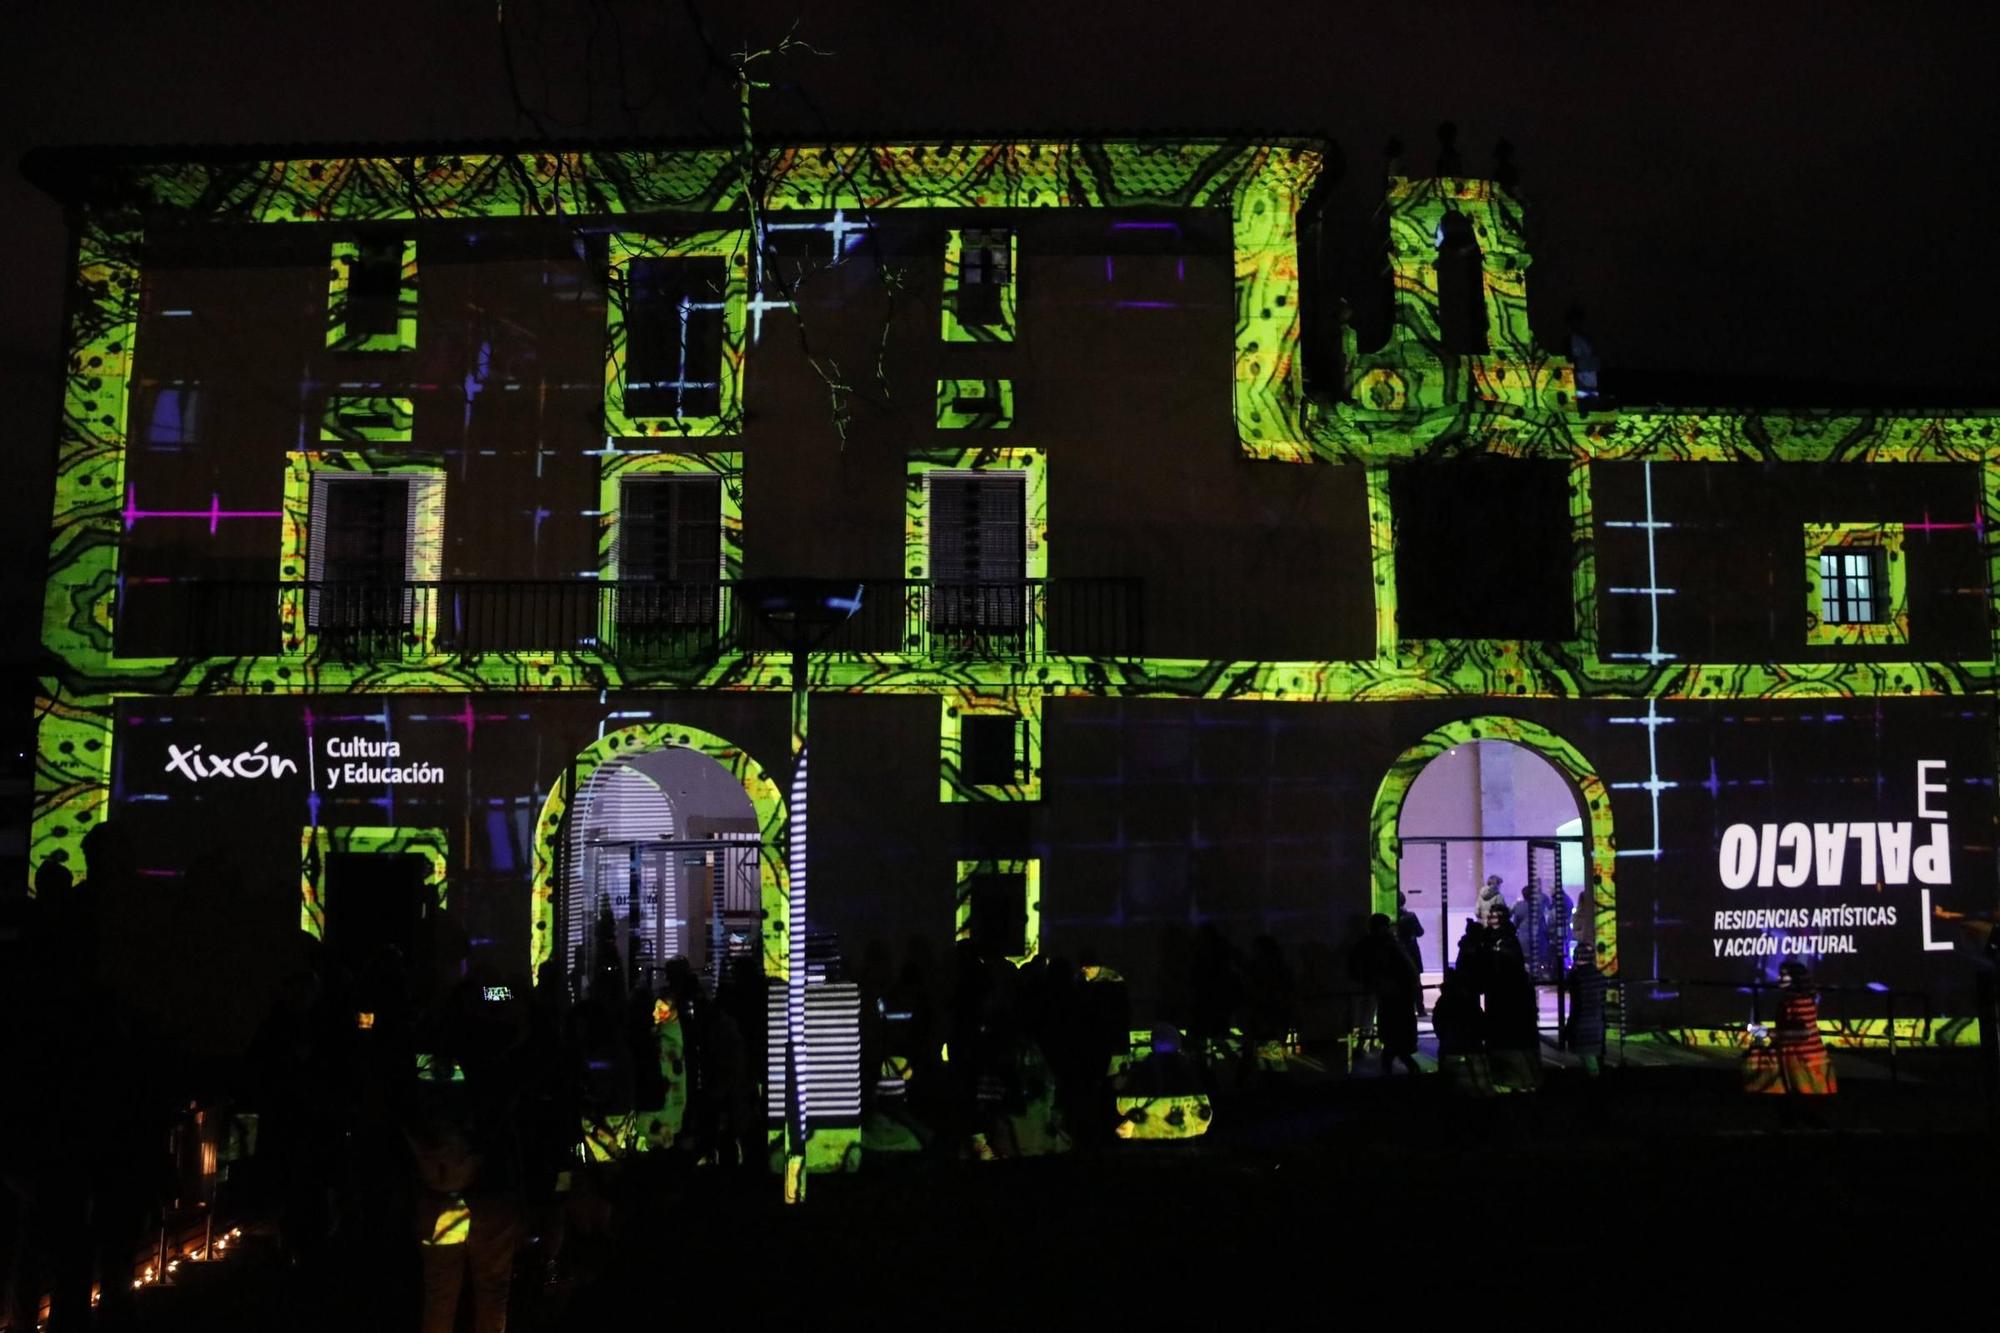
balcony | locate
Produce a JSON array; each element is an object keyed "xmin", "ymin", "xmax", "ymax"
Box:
[{"xmin": 114, "ymin": 579, "xmax": 1144, "ymax": 663}]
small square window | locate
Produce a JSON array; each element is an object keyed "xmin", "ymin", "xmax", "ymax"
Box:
[
  {"xmin": 961, "ymin": 715, "xmax": 1019, "ymax": 787},
  {"xmin": 1803, "ymin": 522, "xmax": 1907, "ymax": 646},
  {"xmin": 145, "ymin": 384, "xmax": 202, "ymax": 450}
]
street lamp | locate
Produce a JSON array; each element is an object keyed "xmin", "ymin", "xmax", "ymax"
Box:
[{"xmin": 740, "ymin": 577, "xmax": 863, "ymax": 1204}]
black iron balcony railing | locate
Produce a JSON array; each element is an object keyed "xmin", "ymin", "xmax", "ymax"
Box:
[{"xmin": 118, "ymin": 578, "xmax": 1143, "ymax": 663}]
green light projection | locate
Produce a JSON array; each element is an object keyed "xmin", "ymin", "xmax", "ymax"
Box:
[
  {"xmin": 279, "ymin": 451, "xmax": 445, "ymax": 657},
  {"xmin": 1803, "ymin": 522, "xmax": 1908, "ymax": 646},
  {"xmin": 320, "ymin": 396, "xmax": 414, "ymax": 443},
  {"xmin": 596, "ymin": 450, "xmax": 744, "ymax": 582},
  {"xmin": 31, "ymin": 688, "xmax": 113, "ymax": 878},
  {"xmin": 27, "ymin": 136, "xmax": 2000, "ymax": 1049},
  {"xmin": 44, "ymin": 222, "xmax": 138, "ymax": 674},
  {"xmin": 528, "ymin": 722, "xmax": 789, "ymax": 981},
  {"xmin": 904, "ymin": 447, "xmax": 1048, "ymax": 578},
  {"xmin": 938, "ymin": 690, "xmax": 1041, "ymax": 802},
  {"xmin": 326, "ymin": 239, "xmax": 417, "ymax": 354},
  {"xmin": 603, "ymin": 231, "xmax": 749, "ymax": 439},
  {"xmin": 300, "ymin": 824, "xmax": 447, "ymax": 939},
  {"xmin": 934, "ymin": 378, "xmax": 1014, "ymax": 430}
]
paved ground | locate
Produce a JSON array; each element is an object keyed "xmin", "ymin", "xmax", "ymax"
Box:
[{"xmin": 82, "ymin": 1041, "xmax": 2000, "ymax": 1329}]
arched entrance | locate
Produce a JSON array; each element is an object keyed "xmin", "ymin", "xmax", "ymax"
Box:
[
  {"xmin": 531, "ymin": 723, "xmax": 789, "ymax": 986},
  {"xmin": 1370, "ymin": 717, "xmax": 1617, "ymax": 977}
]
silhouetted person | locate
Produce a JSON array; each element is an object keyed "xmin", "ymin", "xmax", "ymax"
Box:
[
  {"xmin": 1188, "ymin": 924, "xmax": 1243, "ymax": 1061},
  {"xmin": 1394, "ymin": 891, "xmax": 1428, "ymax": 1015},
  {"xmin": 1565, "ymin": 935, "xmax": 1607, "ymax": 1075},
  {"xmin": 1354, "ymin": 915, "xmax": 1421, "ymax": 1074},
  {"xmin": 1384, "ymin": 135, "xmax": 1406, "ymax": 183},
  {"xmin": 1244, "ymin": 935, "xmax": 1296, "ymax": 1075},
  {"xmin": 1550, "ymin": 885, "xmax": 1575, "ymax": 969},
  {"xmin": 414, "ymin": 973, "xmax": 528, "ymax": 1333},
  {"xmin": 1492, "ymin": 138, "xmax": 1519, "ymax": 191},
  {"xmin": 250, "ymin": 960, "xmax": 341, "ymax": 1276},
  {"xmin": 1484, "ymin": 913, "xmax": 1543, "ymax": 1093},
  {"xmin": 1070, "ymin": 947, "xmax": 1128, "ymax": 1146},
  {"xmin": 1513, "ymin": 882, "xmax": 1551, "ymax": 980},
  {"xmin": 1431, "ymin": 968, "xmax": 1494, "ymax": 1097}
]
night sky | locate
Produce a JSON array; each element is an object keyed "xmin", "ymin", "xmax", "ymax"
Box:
[{"xmin": 3, "ymin": 0, "xmax": 1996, "ymax": 663}]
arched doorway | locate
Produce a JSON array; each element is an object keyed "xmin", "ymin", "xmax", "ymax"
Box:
[
  {"xmin": 530, "ymin": 723, "xmax": 789, "ymax": 987},
  {"xmin": 1370, "ymin": 717, "xmax": 1617, "ymax": 980}
]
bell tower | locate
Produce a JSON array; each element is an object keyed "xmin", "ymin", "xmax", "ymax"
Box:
[{"xmin": 1345, "ymin": 174, "xmax": 1574, "ymax": 420}]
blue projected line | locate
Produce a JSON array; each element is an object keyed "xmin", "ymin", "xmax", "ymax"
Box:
[
  {"xmin": 1609, "ymin": 699, "xmax": 1677, "ymax": 860},
  {"xmin": 748, "ymin": 210, "xmax": 873, "ymax": 344},
  {"xmin": 1604, "ymin": 462, "xmax": 1677, "ymax": 666}
]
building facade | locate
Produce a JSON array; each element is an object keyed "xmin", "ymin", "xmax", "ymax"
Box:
[{"xmin": 25, "ymin": 138, "xmax": 1999, "ymax": 1066}]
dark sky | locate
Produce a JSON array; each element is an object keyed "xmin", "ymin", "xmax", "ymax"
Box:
[{"xmin": 4, "ymin": 0, "xmax": 1997, "ymax": 658}]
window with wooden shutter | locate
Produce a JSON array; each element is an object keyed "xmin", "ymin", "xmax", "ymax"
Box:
[
  {"xmin": 617, "ymin": 474, "xmax": 723, "ymax": 637},
  {"xmin": 309, "ymin": 477, "xmax": 411, "ymax": 647},
  {"xmin": 927, "ymin": 471, "xmax": 1026, "ymax": 633}
]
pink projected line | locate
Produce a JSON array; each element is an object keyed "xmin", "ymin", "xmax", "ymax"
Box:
[
  {"xmin": 1904, "ymin": 509, "xmax": 1981, "ymax": 537},
  {"xmin": 123, "ymin": 486, "xmax": 281, "ymax": 535}
]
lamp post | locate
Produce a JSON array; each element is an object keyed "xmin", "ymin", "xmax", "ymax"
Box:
[{"xmin": 740, "ymin": 578, "xmax": 862, "ymax": 1204}]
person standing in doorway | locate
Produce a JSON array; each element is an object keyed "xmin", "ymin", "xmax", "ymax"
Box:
[
  {"xmin": 1565, "ymin": 935, "xmax": 1607, "ymax": 1075},
  {"xmin": 1394, "ymin": 891, "xmax": 1428, "ymax": 1016},
  {"xmin": 1355, "ymin": 915, "xmax": 1421, "ymax": 1075}
]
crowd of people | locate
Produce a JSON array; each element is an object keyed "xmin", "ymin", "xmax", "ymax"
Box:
[
  {"xmin": 1350, "ymin": 877, "xmax": 1609, "ymax": 1092},
  {"xmin": 5, "ymin": 824, "xmax": 1860, "ymax": 1329}
]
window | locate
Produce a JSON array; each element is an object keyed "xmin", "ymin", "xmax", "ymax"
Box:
[
  {"xmin": 1818, "ymin": 548, "xmax": 1883, "ymax": 625},
  {"xmin": 954, "ymin": 858, "xmax": 1040, "ymax": 965},
  {"xmin": 935, "ymin": 378, "xmax": 1014, "ymax": 430},
  {"xmin": 327, "ymin": 237, "xmax": 416, "ymax": 353},
  {"xmin": 283, "ymin": 457, "xmax": 443, "ymax": 657},
  {"xmin": 927, "ymin": 471, "xmax": 1027, "ymax": 636},
  {"xmin": 144, "ymin": 383, "xmax": 201, "ymax": 451},
  {"xmin": 963, "ymin": 871, "xmax": 1028, "ymax": 961},
  {"xmin": 348, "ymin": 238, "xmax": 405, "ymax": 339},
  {"xmin": 960, "ymin": 715, "xmax": 1020, "ymax": 787},
  {"xmin": 1802, "ymin": 522, "xmax": 1907, "ymax": 646},
  {"xmin": 943, "ymin": 228, "xmax": 1016, "ymax": 341},
  {"xmin": 1433, "ymin": 211, "xmax": 1487, "ymax": 355},
  {"xmin": 1390, "ymin": 460, "xmax": 1573, "ymax": 640},
  {"xmin": 624, "ymin": 258, "xmax": 726, "ymax": 420},
  {"xmin": 310, "ymin": 478, "xmax": 411, "ymax": 651},
  {"xmin": 616, "ymin": 475, "xmax": 723, "ymax": 647},
  {"xmin": 321, "ymin": 395, "xmax": 414, "ymax": 444},
  {"xmin": 957, "ymin": 230, "xmax": 1010, "ymax": 326}
]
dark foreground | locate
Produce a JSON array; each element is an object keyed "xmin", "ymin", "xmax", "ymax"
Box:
[{"xmin": 75, "ymin": 1048, "xmax": 2000, "ymax": 1329}]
